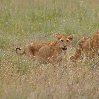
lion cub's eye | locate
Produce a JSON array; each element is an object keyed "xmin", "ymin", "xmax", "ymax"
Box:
[{"xmin": 61, "ymin": 39, "xmax": 64, "ymax": 42}]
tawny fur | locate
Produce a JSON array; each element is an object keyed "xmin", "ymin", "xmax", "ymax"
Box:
[
  {"xmin": 16, "ymin": 34, "xmax": 73, "ymax": 64},
  {"xmin": 70, "ymin": 31, "xmax": 99, "ymax": 61}
]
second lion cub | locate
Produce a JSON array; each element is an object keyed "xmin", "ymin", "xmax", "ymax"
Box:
[{"xmin": 70, "ymin": 31, "xmax": 99, "ymax": 61}]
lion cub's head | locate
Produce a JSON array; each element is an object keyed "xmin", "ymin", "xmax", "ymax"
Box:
[{"xmin": 54, "ymin": 33, "xmax": 73, "ymax": 50}]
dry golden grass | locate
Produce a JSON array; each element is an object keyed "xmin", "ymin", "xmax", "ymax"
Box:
[{"xmin": 0, "ymin": 46, "xmax": 99, "ymax": 99}]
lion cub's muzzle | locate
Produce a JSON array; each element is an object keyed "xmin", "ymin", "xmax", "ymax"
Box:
[{"xmin": 62, "ymin": 46, "xmax": 67, "ymax": 51}]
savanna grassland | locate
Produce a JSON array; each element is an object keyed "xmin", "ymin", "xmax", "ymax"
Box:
[{"xmin": 0, "ymin": 0, "xmax": 99, "ymax": 99}]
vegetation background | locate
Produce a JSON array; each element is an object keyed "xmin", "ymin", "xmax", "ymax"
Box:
[{"xmin": 0, "ymin": 0, "xmax": 99, "ymax": 99}]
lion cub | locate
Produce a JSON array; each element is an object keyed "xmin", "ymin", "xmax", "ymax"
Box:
[
  {"xmin": 70, "ymin": 31, "xmax": 99, "ymax": 61},
  {"xmin": 16, "ymin": 33, "xmax": 73, "ymax": 64}
]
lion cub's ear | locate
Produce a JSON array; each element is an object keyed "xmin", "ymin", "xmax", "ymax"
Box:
[
  {"xmin": 54, "ymin": 33, "xmax": 63, "ymax": 40},
  {"xmin": 68, "ymin": 35, "xmax": 73, "ymax": 41}
]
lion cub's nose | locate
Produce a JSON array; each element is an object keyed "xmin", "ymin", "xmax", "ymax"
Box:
[{"xmin": 64, "ymin": 46, "xmax": 67, "ymax": 48}]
